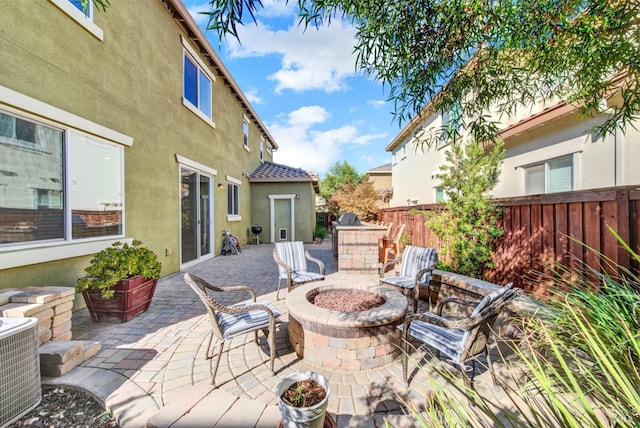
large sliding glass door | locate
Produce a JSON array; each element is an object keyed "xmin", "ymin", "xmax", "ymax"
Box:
[{"xmin": 180, "ymin": 167, "xmax": 212, "ymax": 264}]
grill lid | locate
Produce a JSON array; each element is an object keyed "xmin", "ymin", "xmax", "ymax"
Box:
[{"xmin": 337, "ymin": 212, "xmax": 361, "ymax": 226}]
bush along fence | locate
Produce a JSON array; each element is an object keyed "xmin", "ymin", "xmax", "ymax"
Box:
[{"xmin": 379, "ymin": 185, "xmax": 640, "ymax": 294}]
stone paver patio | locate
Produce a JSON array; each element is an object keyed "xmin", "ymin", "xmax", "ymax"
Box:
[{"xmin": 46, "ymin": 239, "xmax": 516, "ymax": 427}]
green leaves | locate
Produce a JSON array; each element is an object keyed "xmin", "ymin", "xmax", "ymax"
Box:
[
  {"xmin": 204, "ymin": 0, "xmax": 638, "ymax": 145},
  {"xmin": 76, "ymin": 240, "xmax": 161, "ymax": 298},
  {"xmin": 427, "ymin": 137, "xmax": 504, "ymax": 278}
]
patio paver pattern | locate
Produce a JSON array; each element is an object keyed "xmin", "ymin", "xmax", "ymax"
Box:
[{"xmin": 48, "ymin": 240, "xmax": 508, "ymax": 427}]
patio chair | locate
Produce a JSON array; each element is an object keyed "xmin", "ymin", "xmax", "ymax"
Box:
[
  {"xmin": 273, "ymin": 241, "xmax": 326, "ymax": 299},
  {"xmin": 183, "ymin": 273, "xmax": 281, "ymax": 386},
  {"xmin": 401, "ymin": 282, "xmax": 521, "ymax": 387},
  {"xmin": 380, "ymin": 223, "xmax": 405, "ymax": 264},
  {"xmin": 379, "ymin": 245, "xmax": 438, "ymax": 313}
]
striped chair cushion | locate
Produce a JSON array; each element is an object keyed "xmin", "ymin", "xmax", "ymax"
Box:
[
  {"xmin": 403, "ymin": 321, "xmax": 465, "ymax": 361},
  {"xmin": 380, "ymin": 275, "xmax": 418, "ymax": 290},
  {"xmin": 275, "ymin": 242, "xmax": 308, "ymax": 279},
  {"xmin": 217, "ymin": 301, "xmax": 281, "ymax": 339},
  {"xmin": 457, "ymin": 282, "xmax": 514, "ymax": 356},
  {"xmin": 470, "ymin": 282, "xmax": 514, "ymax": 317},
  {"xmin": 291, "ymin": 271, "xmax": 325, "ymax": 285},
  {"xmin": 400, "ymin": 246, "xmax": 438, "ymax": 278}
]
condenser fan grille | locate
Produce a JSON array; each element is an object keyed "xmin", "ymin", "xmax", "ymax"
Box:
[{"xmin": 0, "ymin": 317, "xmax": 41, "ymax": 427}]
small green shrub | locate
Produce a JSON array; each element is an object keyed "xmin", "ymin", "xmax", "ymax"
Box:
[
  {"xmin": 76, "ymin": 240, "xmax": 161, "ymax": 298},
  {"xmin": 314, "ymin": 226, "xmax": 328, "ymax": 240}
]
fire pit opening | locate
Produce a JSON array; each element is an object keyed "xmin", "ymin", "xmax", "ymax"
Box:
[{"xmin": 308, "ymin": 289, "xmax": 386, "ymax": 312}]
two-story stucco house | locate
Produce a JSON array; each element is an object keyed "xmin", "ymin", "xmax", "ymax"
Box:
[
  {"xmin": 386, "ymin": 83, "xmax": 640, "ymax": 207},
  {"xmin": 0, "ymin": 0, "xmax": 296, "ymax": 295}
]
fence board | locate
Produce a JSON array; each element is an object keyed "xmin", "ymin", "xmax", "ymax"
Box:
[{"xmin": 378, "ymin": 185, "xmax": 640, "ymax": 294}]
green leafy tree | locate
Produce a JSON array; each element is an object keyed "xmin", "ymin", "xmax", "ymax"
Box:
[
  {"xmin": 204, "ymin": 0, "xmax": 638, "ymax": 142},
  {"xmin": 427, "ymin": 138, "xmax": 505, "ymax": 278},
  {"xmin": 320, "ymin": 161, "xmax": 361, "ymax": 203},
  {"xmin": 330, "ymin": 180, "xmax": 381, "ymax": 221}
]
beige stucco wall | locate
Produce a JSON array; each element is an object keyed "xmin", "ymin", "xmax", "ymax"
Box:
[
  {"xmin": 389, "ymin": 113, "xmax": 448, "ymax": 206},
  {"xmin": 0, "ymin": 1, "xmax": 272, "ymax": 295},
  {"xmin": 494, "ymin": 111, "xmax": 640, "ymax": 197},
  {"xmin": 390, "ymin": 106, "xmax": 640, "ymax": 206}
]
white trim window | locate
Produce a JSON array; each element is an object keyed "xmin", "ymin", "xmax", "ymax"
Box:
[
  {"xmin": 525, "ymin": 155, "xmax": 574, "ymax": 195},
  {"xmin": 226, "ymin": 176, "xmax": 241, "ymax": 220},
  {"xmin": 48, "ymin": 0, "xmax": 104, "ymax": 40},
  {"xmin": 259, "ymin": 136, "xmax": 264, "ymax": 162},
  {"xmin": 243, "ymin": 117, "xmax": 250, "ymax": 150},
  {"xmin": 0, "ymin": 108, "xmax": 124, "ymax": 249},
  {"xmin": 68, "ymin": 0, "xmax": 92, "ymax": 17},
  {"xmin": 183, "ymin": 53, "xmax": 212, "ymax": 119},
  {"xmin": 181, "ymin": 38, "xmax": 216, "ymax": 127},
  {"xmin": 435, "ymin": 187, "xmax": 450, "ymax": 203}
]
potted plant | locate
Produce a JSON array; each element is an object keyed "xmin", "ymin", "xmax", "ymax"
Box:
[
  {"xmin": 276, "ymin": 371, "xmax": 331, "ymax": 428},
  {"xmin": 77, "ymin": 240, "xmax": 161, "ymax": 322}
]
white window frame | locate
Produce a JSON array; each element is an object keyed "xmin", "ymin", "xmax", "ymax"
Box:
[
  {"xmin": 0, "ymin": 85, "xmax": 132, "ymax": 269},
  {"xmin": 259, "ymin": 136, "xmax": 265, "ymax": 162},
  {"xmin": 226, "ymin": 175, "xmax": 241, "ymax": 221},
  {"xmin": 49, "ymin": 0, "xmax": 104, "ymax": 40},
  {"xmin": 243, "ymin": 116, "xmax": 250, "ymax": 151},
  {"xmin": 522, "ymin": 154, "xmax": 576, "ymax": 195},
  {"xmin": 434, "ymin": 186, "xmax": 450, "ymax": 203},
  {"xmin": 181, "ymin": 37, "xmax": 216, "ymax": 129}
]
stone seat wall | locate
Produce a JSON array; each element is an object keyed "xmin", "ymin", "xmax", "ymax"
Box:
[{"xmin": 0, "ymin": 286, "xmax": 75, "ymax": 343}]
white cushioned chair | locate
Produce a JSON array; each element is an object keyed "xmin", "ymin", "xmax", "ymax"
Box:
[
  {"xmin": 273, "ymin": 241, "xmax": 325, "ymax": 299},
  {"xmin": 184, "ymin": 273, "xmax": 281, "ymax": 386},
  {"xmin": 379, "ymin": 245, "xmax": 438, "ymax": 313},
  {"xmin": 401, "ymin": 282, "xmax": 521, "ymax": 387}
]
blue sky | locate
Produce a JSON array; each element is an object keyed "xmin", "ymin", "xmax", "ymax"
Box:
[{"xmin": 182, "ymin": 0, "xmax": 402, "ymax": 178}]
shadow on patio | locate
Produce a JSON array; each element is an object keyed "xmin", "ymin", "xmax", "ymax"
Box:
[{"xmin": 55, "ymin": 239, "xmax": 523, "ymax": 427}]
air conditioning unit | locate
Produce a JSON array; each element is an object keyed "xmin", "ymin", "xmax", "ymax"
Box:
[{"xmin": 0, "ymin": 317, "xmax": 41, "ymax": 427}]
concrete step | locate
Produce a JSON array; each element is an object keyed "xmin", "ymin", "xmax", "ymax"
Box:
[{"xmin": 39, "ymin": 340, "xmax": 101, "ymax": 377}]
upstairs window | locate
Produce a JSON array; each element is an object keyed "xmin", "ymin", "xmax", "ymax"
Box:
[
  {"xmin": 259, "ymin": 137, "xmax": 264, "ymax": 162},
  {"xmin": 183, "ymin": 53, "xmax": 212, "ymax": 119},
  {"xmin": 49, "ymin": 0, "xmax": 104, "ymax": 40},
  {"xmin": 68, "ymin": 0, "xmax": 91, "ymax": 17},
  {"xmin": 525, "ymin": 155, "xmax": 574, "ymax": 195},
  {"xmin": 181, "ymin": 38, "xmax": 216, "ymax": 127},
  {"xmin": 243, "ymin": 118, "xmax": 249, "ymax": 150}
]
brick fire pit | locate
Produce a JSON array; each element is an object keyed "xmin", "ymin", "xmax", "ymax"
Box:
[{"xmin": 286, "ymin": 283, "xmax": 408, "ymax": 371}]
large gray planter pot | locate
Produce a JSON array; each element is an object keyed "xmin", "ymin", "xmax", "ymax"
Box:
[{"xmin": 277, "ymin": 371, "xmax": 330, "ymax": 428}]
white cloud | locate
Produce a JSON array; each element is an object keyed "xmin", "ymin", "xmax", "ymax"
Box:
[
  {"xmin": 269, "ymin": 106, "xmax": 391, "ymax": 174},
  {"xmin": 367, "ymin": 100, "xmax": 387, "ymax": 109},
  {"xmin": 244, "ymin": 88, "xmax": 264, "ymax": 105},
  {"xmin": 228, "ymin": 20, "xmax": 358, "ymax": 93},
  {"xmin": 259, "ymin": 0, "xmax": 295, "ymax": 18},
  {"xmin": 185, "ymin": 2, "xmax": 212, "ymax": 26}
]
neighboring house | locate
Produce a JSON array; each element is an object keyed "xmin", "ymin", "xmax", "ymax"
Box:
[
  {"xmin": 248, "ymin": 162, "xmax": 319, "ymax": 243},
  {"xmin": 387, "ymin": 90, "xmax": 640, "ymax": 207},
  {"xmin": 0, "ymin": 0, "xmax": 279, "ymax": 293},
  {"xmin": 365, "ymin": 163, "xmax": 393, "ymax": 209}
]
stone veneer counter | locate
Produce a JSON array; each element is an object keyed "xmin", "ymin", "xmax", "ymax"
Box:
[{"xmin": 287, "ymin": 283, "xmax": 408, "ymax": 371}]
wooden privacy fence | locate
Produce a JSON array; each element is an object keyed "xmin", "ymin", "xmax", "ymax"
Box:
[{"xmin": 379, "ymin": 186, "xmax": 640, "ymax": 293}]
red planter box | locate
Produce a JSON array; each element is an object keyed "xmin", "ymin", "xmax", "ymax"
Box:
[{"xmin": 82, "ymin": 275, "xmax": 158, "ymax": 322}]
